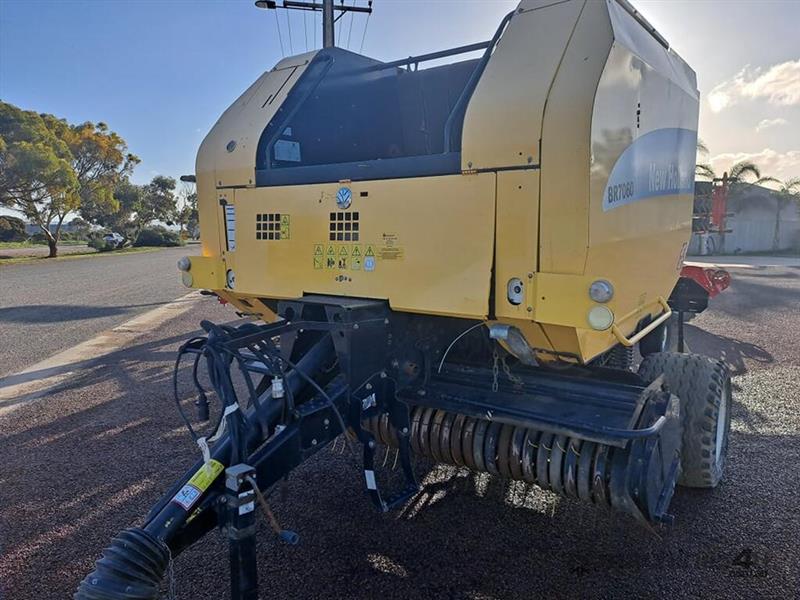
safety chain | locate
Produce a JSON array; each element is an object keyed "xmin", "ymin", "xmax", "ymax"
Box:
[
  {"xmin": 492, "ymin": 350, "xmax": 500, "ymax": 392},
  {"xmin": 165, "ymin": 544, "xmax": 176, "ymax": 600},
  {"xmin": 501, "ymin": 355, "xmax": 525, "ymax": 388},
  {"xmin": 492, "ymin": 349, "xmax": 524, "ymax": 391}
]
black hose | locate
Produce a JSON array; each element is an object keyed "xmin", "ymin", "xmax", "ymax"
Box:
[{"xmin": 74, "ymin": 528, "xmax": 169, "ymax": 600}]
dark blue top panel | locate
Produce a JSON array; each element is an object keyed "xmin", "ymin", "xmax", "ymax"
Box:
[{"xmin": 255, "ymin": 47, "xmax": 479, "ymax": 187}]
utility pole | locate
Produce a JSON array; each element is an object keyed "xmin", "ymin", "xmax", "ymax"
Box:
[
  {"xmin": 255, "ymin": 0, "xmax": 373, "ymax": 49},
  {"xmin": 322, "ymin": 0, "xmax": 335, "ymax": 48}
]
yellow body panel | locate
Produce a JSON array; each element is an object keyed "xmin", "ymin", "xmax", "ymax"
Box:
[
  {"xmin": 189, "ymin": 0, "xmax": 699, "ymax": 364},
  {"xmin": 493, "ymin": 170, "xmax": 539, "ymax": 320},
  {"xmin": 195, "ymin": 53, "xmax": 317, "ymax": 256},
  {"xmin": 461, "ymin": 0, "xmax": 584, "ymax": 171},
  {"xmin": 538, "ymin": 0, "xmax": 612, "ymax": 275},
  {"xmin": 223, "ymin": 174, "xmax": 496, "ymax": 319}
]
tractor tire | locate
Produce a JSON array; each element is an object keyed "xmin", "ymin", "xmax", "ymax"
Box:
[
  {"xmin": 639, "ymin": 314, "xmax": 679, "ymax": 356},
  {"xmin": 638, "ymin": 352, "xmax": 731, "ymax": 488}
]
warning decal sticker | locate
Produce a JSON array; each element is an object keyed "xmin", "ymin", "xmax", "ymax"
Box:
[
  {"xmin": 379, "ymin": 233, "xmax": 404, "ymax": 260},
  {"xmin": 313, "ymin": 239, "xmax": 403, "ymax": 272},
  {"xmin": 313, "ymin": 244, "xmax": 324, "ymax": 270},
  {"xmin": 172, "ymin": 459, "xmax": 224, "ymax": 511},
  {"xmin": 224, "ymin": 205, "xmax": 236, "ymax": 251}
]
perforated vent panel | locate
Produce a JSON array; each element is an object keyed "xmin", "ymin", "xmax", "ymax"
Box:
[
  {"xmin": 256, "ymin": 213, "xmax": 290, "ymax": 240},
  {"xmin": 329, "ymin": 212, "xmax": 360, "ymax": 242}
]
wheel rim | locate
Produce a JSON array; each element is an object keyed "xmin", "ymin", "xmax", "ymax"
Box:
[{"xmin": 715, "ymin": 380, "xmax": 730, "ymax": 463}]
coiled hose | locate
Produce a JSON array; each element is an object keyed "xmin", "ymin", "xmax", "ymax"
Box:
[{"xmin": 74, "ymin": 528, "xmax": 170, "ymax": 600}]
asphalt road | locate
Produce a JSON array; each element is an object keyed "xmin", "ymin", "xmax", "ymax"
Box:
[
  {"xmin": 0, "ymin": 264, "xmax": 798, "ymax": 599},
  {"xmin": 0, "ymin": 246, "xmax": 194, "ymax": 377}
]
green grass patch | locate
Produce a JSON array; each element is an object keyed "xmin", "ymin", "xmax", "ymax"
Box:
[
  {"xmin": 0, "ymin": 240, "xmax": 86, "ymax": 249},
  {"xmin": 0, "ymin": 246, "xmax": 163, "ymax": 266}
]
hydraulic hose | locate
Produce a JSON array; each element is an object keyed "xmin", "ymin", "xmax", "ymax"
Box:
[{"xmin": 74, "ymin": 528, "xmax": 169, "ymax": 600}]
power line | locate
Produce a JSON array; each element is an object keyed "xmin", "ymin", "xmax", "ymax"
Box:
[
  {"xmin": 304, "ymin": 9, "xmax": 309, "ymax": 51},
  {"xmin": 285, "ymin": 9, "xmax": 293, "ymax": 54},
  {"xmin": 336, "ymin": 1, "xmax": 342, "ymax": 43},
  {"xmin": 273, "ymin": 10, "xmax": 285, "ymax": 57},
  {"xmin": 359, "ymin": 5, "xmax": 371, "ymax": 54},
  {"xmin": 346, "ymin": 0, "xmax": 355, "ymax": 50},
  {"xmin": 256, "ymin": 0, "xmax": 372, "ymax": 50}
]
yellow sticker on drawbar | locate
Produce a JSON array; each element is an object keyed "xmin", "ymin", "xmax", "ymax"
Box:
[
  {"xmin": 172, "ymin": 459, "xmax": 224, "ymax": 511},
  {"xmin": 189, "ymin": 459, "xmax": 224, "ymax": 490}
]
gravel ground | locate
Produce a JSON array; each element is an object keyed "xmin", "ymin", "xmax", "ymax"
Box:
[{"xmin": 0, "ymin": 267, "xmax": 798, "ymax": 599}]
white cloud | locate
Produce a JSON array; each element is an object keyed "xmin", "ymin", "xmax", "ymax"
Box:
[
  {"xmin": 708, "ymin": 59, "xmax": 800, "ymax": 113},
  {"xmin": 756, "ymin": 117, "xmax": 788, "ymax": 132},
  {"xmin": 710, "ymin": 148, "xmax": 800, "ymax": 185}
]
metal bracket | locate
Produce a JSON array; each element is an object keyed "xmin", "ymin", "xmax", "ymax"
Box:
[
  {"xmin": 354, "ymin": 377, "xmax": 418, "ymax": 512},
  {"xmin": 222, "ymin": 464, "xmax": 259, "ymax": 600}
]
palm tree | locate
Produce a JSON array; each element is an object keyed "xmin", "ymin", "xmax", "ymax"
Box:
[
  {"xmin": 696, "ymin": 139, "xmax": 714, "ymax": 180},
  {"xmin": 698, "ymin": 160, "xmax": 767, "ymax": 187},
  {"xmin": 768, "ymin": 177, "xmax": 800, "ymax": 251},
  {"xmin": 694, "ymin": 138, "xmax": 766, "ymax": 187}
]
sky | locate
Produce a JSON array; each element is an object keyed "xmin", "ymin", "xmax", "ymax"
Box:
[{"xmin": 1, "ymin": 0, "xmax": 799, "ymax": 187}]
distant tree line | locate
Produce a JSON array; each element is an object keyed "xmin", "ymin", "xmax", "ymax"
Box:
[{"xmin": 0, "ymin": 101, "xmax": 198, "ymax": 257}]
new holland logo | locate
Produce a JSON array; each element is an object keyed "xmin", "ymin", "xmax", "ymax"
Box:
[{"xmin": 336, "ymin": 186, "xmax": 352, "ymax": 210}]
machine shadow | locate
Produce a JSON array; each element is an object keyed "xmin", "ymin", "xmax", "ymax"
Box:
[
  {"xmin": 0, "ymin": 302, "xmax": 170, "ymax": 324},
  {"xmin": 683, "ymin": 323, "xmax": 774, "ymax": 377}
]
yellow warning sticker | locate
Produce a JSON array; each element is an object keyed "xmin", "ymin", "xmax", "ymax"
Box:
[
  {"xmin": 172, "ymin": 459, "xmax": 224, "ymax": 511},
  {"xmin": 365, "ymin": 245, "xmax": 375, "ymax": 257},
  {"xmin": 379, "ymin": 246, "xmax": 404, "ymax": 260},
  {"xmin": 338, "ymin": 245, "xmax": 349, "ymax": 257},
  {"xmin": 378, "ymin": 233, "xmax": 403, "ymax": 260},
  {"xmin": 314, "ymin": 244, "xmax": 323, "ymax": 256},
  {"xmin": 325, "ymin": 245, "xmax": 336, "ymax": 269},
  {"xmin": 189, "ymin": 459, "xmax": 224, "ymax": 490},
  {"xmin": 351, "ymin": 245, "xmax": 362, "ymax": 258}
]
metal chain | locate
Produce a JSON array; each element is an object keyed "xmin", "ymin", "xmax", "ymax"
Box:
[
  {"xmin": 165, "ymin": 545, "xmax": 176, "ymax": 600},
  {"xmin": 492, "ymin": 350, "xmax": 500, "ymax": 392},
  {"xmin": 501, "ymin": 355, "xmax": 525, "ymax": 388}
]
